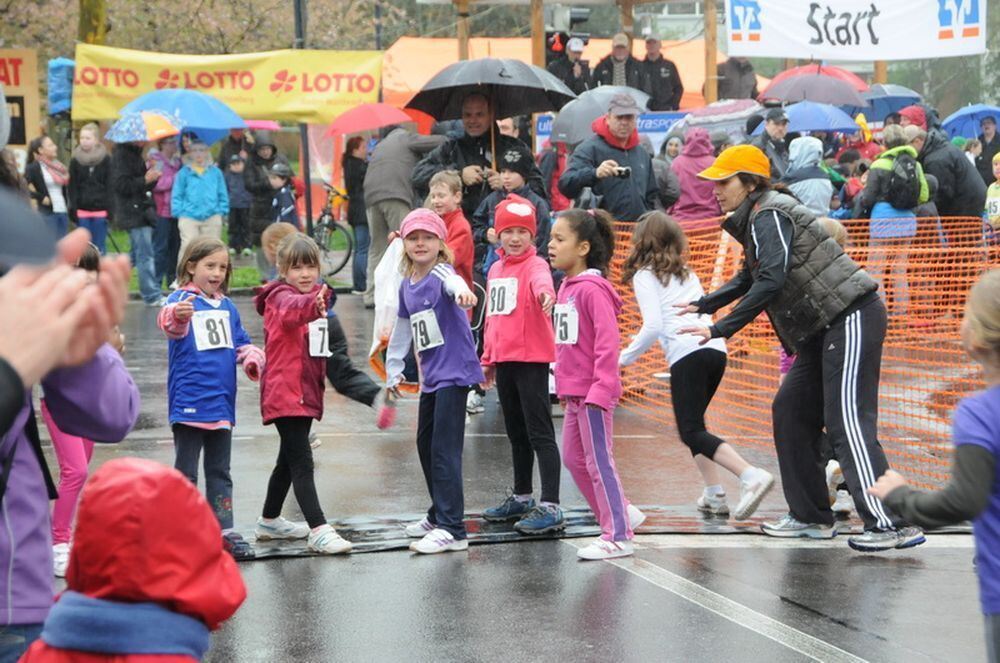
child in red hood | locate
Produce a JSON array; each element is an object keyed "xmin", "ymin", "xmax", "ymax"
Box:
[
  {"xmin": 253, "ymin": 233, "xmax": 352, "ymax": 555},
  {"xmin": 20, "ymin": 458, "xmax": 246, "ymax": 662}
]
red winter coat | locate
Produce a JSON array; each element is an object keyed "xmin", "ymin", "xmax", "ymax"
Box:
[
  {"xmin": 255, "ymin": 280, "xmax": 331, "ymax": 424},
  {"xmin": 21, "ymin": 458, "xmax": 246, "ymax": 663},
  {"xmin": 441, "ymin": 208, "xmax": 474, "ymax": 290}
]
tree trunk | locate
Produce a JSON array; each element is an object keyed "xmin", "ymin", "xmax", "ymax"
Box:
[{"xmin": 78, "ymin": 0, "xmax": 107, "ymax": 45}]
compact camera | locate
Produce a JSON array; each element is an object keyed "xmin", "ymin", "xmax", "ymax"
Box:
[{"xmin": 614, "ymin": 166, "xmax": 632, "ymax": 178}]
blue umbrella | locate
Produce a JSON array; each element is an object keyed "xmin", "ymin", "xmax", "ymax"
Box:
[
  {"xmin": 941, "ymin": 104, "xmax": 1000, "ymax": 139},
  {"xmin": 105, "ymin": 110, "xmax": 185, "ymax": 143},
  {"xmin": 120, "ymin": 89, "xmax": 245, "ymax": 144},
  {"xmin": 842, "ymin": 83, "xmax": 921, "ymax": 121},
  {"xmin": 752, "ymin": 101, "xmax": 859, "ymax": 135}
]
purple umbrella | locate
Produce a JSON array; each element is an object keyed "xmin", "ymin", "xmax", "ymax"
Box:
[{"xmin": 759, "ymin": 76, "xmax": 867, "ymax": 107}]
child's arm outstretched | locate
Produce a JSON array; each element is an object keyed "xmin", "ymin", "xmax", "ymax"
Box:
[
  {"xmin": 436, "ymin": 264, "xmax": 477, "ymax": 309},
  {"xmin": 527, "ymin": 259, "xmax": 556, "ymax": 315},
  {"xmin": 231, "ymin": 306, "xmax": 265, "ymax": 382},
  {"xmin": 271, "ymin": 285, "xmax": 330, "ymax": 330},
  {"xmin": 157, "ymin": 292, "xmax": 197, "ymax": 339},
  {"xmin": 384, "ymin": 317, "xmax": 413, "ymax": 389},
  {"xmin": 620, "ymin": 271, "xmax": 664, "ymax": 366}
]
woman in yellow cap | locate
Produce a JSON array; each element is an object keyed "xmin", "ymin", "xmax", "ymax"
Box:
[{"xmin": 677, "ymin": 144, "xmax": 925, "ymax": 553}]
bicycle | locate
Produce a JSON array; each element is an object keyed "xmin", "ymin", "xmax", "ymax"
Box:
[{"xmin": 310, "ymin": 182, "xmax": 354, "ymax": 278}]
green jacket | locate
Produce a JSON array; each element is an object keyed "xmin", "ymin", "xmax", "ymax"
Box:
[{"xmin": 854, "ymin": 145, "xmax": 929, "ymax": 217}]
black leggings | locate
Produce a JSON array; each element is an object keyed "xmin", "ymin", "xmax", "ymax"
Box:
[
  {"xmin": 262, "ymin": 417, "xmax": 326, "ymax": 529},
  {"xmin": 669, "ymin": 349, "xmax": 728, "ymax": 459}
]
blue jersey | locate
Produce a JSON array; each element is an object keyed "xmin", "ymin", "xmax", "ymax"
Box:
[{"xmin": 165, "ymin": 289, "xmax": 253, "ymax": 424}]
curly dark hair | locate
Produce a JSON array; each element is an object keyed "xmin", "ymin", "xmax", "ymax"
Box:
[{"xmin": 621, "ymin": 211, "xmax": 689, "ymax": 285}]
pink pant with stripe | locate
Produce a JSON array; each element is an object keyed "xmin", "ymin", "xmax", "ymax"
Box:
[
  {"xmin": 41, "ymin": 400, "xmax": 94, "ymax": 545},
  {"xmin": 562, "ymin": 398, "xmax": 633, "ymax": 542}
]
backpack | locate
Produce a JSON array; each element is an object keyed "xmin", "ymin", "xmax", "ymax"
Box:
[{"xmin": 885, "ymin": 152, "xmax": 921, "ymax": 210}]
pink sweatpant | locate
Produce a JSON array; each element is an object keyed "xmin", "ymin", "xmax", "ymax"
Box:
[
  {"xmin": 562, "ymin": 398, "xmax": 633, "ymax": 542},
  {"xmin": 41, "ymin": 400, "xmax": 94, "ymax": 545}
]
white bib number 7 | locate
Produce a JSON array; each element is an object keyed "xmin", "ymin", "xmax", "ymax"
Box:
[
  {"xmin": 192, "ymin": 310, "xmax": 233, "ymax": 351},
  {"xmin": 308, "ymin": 318, "xmax": 333, "ymax": 357},
  {"xmin": 410, "ymin": 309, "xmax": 445, "ymax": 353},
  {"xmin": 553, "ymin": 303, "xmax": 579, "ymax": 345}
]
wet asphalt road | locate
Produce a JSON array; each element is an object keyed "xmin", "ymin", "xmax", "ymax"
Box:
[{"xmin": 45, "ymin": 296, "xmax": 983, "ymax": 663}]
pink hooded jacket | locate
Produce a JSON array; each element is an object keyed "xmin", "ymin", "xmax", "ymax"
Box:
[
  {"xmin": 669, "ymin": 128, "xmax": 721, "ymax": 226},
  {"xmin": 481, "ymin": 246, "xmax": 556, "ymax": 366},
  {"xmin": 554, "ymin": 270, "xmax": 623, "ymax": 411}
]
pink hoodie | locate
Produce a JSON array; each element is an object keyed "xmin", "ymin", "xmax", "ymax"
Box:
[
  {"xmin": 481, "ymin": 246, "xmax": 556, "ymax": 366},
  {"xmin": 669, "ymin": 128, "xmax": 722, "ymax": 226},
  {"xmin": 554, "ymin": 270, "xmax": 623, "ymax": 411}
]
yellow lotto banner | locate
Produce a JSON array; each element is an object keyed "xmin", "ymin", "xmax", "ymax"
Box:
[{"xmin": 72, "ymin": 44, "xmax": 382, "ymax": 124}]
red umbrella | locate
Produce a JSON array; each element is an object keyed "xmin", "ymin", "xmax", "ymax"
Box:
[
  {"xmin": 764, "ymin": 64, "xmax": 869, "ymax": 93},
  {"xmin": 326, "ymin": 103, "xmax": 413, "ymax": 136}
]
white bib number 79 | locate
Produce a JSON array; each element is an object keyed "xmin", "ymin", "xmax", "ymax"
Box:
[
  {"xmin": 487, "ymin": 278, "xmax": 518, "ymax": 316},
  {"xmin": 192, "ymin": 310, "xmax": 233, "ymax": 351},
  {"xmin": 308, "ymin": 318, "xmax": 333, "ymax": 357},
  {"xmin": 553, "ymin": 303, "xmax": 579, "ymax": 345},
  {"xmin": 410, "ymin": 309, "xmax": 445, "ymax": 353}
]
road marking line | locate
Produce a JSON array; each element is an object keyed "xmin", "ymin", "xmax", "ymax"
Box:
[
  {"xmin": 632, "ymin": 534, "xmax": 973, "ymax": 549},
  {"xmin": 563, "ymin": 540, "xmax": 868, "ymax": 663}
]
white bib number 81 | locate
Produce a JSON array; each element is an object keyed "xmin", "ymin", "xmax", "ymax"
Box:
[
  {"xmin": 192, "ymin": 310, "xmax": 233, "ymax": 351},
  {"xmin": 487, "ymin": 278, "xmax": 517, "ymax": 316},
  {"xmin": 410, "ymin": 309, "xmax": 445, "ymax": 353},
  {"xmin": 308, "ymin": 318, "xmax": 333, "ymax": 357},
  {"xmin": 553, "ymin": 303, "xmax": 579, "ymax": 345}
]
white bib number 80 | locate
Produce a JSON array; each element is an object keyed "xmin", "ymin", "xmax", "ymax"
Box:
[
  {"xmin": 410, "ymin": 309, "xmax": 445, "ymax": 353},
  {"xmin": 308, "ymin": 318, "xmax": 333, "ymax": 357},
  {"xmin": 192, "ymin": 310, "xmax": 233, "ymax": 351},
  {"xmin": 553, "ymin": 303, "xmax": 579, "ymax": 345},
  {"xmin": 487, "ymin": 278, "xmax": 517, "ymax": 316}
]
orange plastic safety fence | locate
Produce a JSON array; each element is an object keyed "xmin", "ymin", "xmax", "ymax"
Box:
[{"xmin": 612, "ymin": 216, "xmax": 998, "ymax": 490}]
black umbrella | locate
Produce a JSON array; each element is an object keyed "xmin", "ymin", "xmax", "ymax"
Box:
[
  {"xmin": 551, "ymin": 86, "xmax": 652, "ymax": 145},
  {"xmin": 760, "ymin": 75, "xmax": 867, "ymax": 107},
  {"xmin": 405, "ymin": 58, "xmax": 577, "ymax": 121},
  {"xmin": 0, "ymin": 188, "xmax": 57, "ymax": 271}
]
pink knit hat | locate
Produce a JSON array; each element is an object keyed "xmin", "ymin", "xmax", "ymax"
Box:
[{"xmin": 400, "ymin": 208, "xmax": 448, "ymax": 241}]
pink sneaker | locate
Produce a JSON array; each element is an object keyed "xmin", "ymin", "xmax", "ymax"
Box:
[{"xmin": 375, "ymin": 389, "xmax": 397, "ymax": 430}]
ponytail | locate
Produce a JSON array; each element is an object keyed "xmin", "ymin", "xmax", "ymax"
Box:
[{"xmin": 556, "ymin": 208, "xmax": 616, "ymax": 275}]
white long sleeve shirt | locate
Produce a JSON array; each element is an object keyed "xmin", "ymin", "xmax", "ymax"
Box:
[{"xmin": 619, "ymin": 268, "xmax": 726, "ymax": 368}]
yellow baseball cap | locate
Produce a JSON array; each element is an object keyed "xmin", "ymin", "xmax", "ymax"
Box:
[{"xmin": 697, "ymin": 144, "xmax": 771, "ymax": 181}]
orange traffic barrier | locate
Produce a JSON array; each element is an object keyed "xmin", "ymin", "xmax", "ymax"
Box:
[{"xmin": 612, "ymin": 216, "xmax": 998, "ymax": 489}]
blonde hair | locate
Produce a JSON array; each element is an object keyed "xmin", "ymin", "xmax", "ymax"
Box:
[
  {"xmin": 429, "ymin": 170, "xmax": 462, "ymax": 195},
  {"xmin": 275, "ymin": 233, "xmax": 321, "ymax": 274},
  {"xmin": 176, "ymin": 237, "xmax": 231, "ymax": 292},
  {"xmin": 817, "ymin": 217, "xmax": 848, "ymax": 248},
  {"xmin": 261, "ymin": 222, "xmax": 299, "ymax": 265},
  {"xmin": 400, "ymin": 237, "xmax": 454, "ymax": 277},
  {"xmin": 966, "ymin": 269, "xmax": 1000, "ymax": 361},
  {"xmin": 78, "ymin": 122, "xmax": 101, "ymax": 141}
]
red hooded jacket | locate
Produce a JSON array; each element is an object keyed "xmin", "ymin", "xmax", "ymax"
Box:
[
  {"xmin": 254, "ymin": 280, "xmax": 332, "ymax": 424},
  {"xmin": 21, "ymin": 458, "xmax": 246, "ymax": 662},
  {"xmin": 441, "ymin": 208, "xmax": 474, "ymax": 290}
]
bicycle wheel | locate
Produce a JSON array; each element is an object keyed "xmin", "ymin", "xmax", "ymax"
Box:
[{"xmin": 311, "ymin": 218, "xmax": 354, "ymax": 277}]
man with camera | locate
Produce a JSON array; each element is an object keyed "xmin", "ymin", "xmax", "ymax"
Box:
[{"xmin": 558, "ymin": 93, "xmax": 657, "ymax": 222}]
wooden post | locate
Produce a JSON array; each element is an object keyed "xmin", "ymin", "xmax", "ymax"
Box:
[
  {"xmin": 704, "ymin": 0, "xmax": 718, "ymax": 103},
  {"xmin": 78, "ymin": 0, "xmax": 107, "ymax": 43},
  {"xmin": 620, "ymin": 0, "xmax": 635, "ymax": 41},
  {"xmin": 456, "ymin": 0, "xmax": 470, "ymax": 61},
  {"xmin": 874, "ymin": 60, "xmax": 888, "ymax": 84},
  {"xmin": 531, "ymin": 0, "xmax": 544, "ymax": 67}
]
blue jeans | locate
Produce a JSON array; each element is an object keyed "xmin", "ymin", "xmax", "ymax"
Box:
[
  {"xmin": 153, "ymin": 216, "xmax": 180, "ymax": 286},
  {"xmin": 129, "ymin": 226, "xmax": 160, "ymax": 304},
  {"xmin": 44, "ymin": 212, "xmax": 69, "ymax": 238},
  {"xmin": 76, "ymin": 215, "xmax": 108, "ymax": 254},
  {"xmin": 0, "ymin": 623, "xmax": 43, "ymax": 663},
  {"xmin": 352, "ymin": 224, "xmax": 370, "ymax": 292}
]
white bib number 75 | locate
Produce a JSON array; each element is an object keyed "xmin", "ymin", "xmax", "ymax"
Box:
[
  {"xmin": 192, "ymin": 310, "xmax": 233, "ymax": 351},
  {"xmin": 553, "ymin": 303, "xmax": 579, "ymax": 345}
]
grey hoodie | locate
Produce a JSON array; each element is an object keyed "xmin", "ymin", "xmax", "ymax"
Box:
[{"xmin": 783, "ymin": 136, "xmax": 832, "ymax": 216}]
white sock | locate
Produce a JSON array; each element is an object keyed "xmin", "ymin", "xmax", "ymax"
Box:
[
  {"xmin": 740, "ymin": 467, "xmax": 761, "ymax": 484},
  {"xmin": 261, "ymin": 517, "xmax": 277, "ymax": 524},
  {"xmin": 539, "ymin": 501, "xmax": 559, "ymax": 508},
  {"xmin": 704, "ymin": 485, "xmax": 725, "ymax": 497},
  {"xmin": 514, "ymin": 494, "xmax": 533, "ymax": 503}
]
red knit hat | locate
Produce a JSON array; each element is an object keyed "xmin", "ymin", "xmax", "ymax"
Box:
[
  {"xmin": 494, "ymin": 194, "xmax": 536, "ymax": 237},
  {"xmin": 898, "ymin": 105, "xmax": 927, "ymax": 130}
]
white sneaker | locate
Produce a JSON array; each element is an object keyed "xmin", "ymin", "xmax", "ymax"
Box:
[
  {"xmin": 409, "ymin": 528, "xmax": 469, "ymax": 554},
  {"xmin": 577, "ymin": 538, "xmax": 634, "ymax": 561},
  {"xmin": 733, "ymin": 469, "xmax": 775, "ymax": 520},
  {"xmin": 308, "ymin": 524, "xmax": 352, "ymax": 554},
  {"xmin": 309, "ymin": 432, "xmax": 322, "ymax": 449},
  {"xmin": 826, "ymin": 460, "xmax": 844, "ymax": 505},
  {"xmin": 52, "ymin": 543, "xmax": 70, "ymax": 578},
  {"xmin": 466, "ymin": 391, "xmax": 485, "ymax": 414},
  {"xmin": 832, "ymin": 489, "xmax": 854, "ymax": 514},
  {"xmin": 255, "ymin": 516, "xmax": 310, "ymax": 540},
  {"xmin": 404, "ymin": 516, "xmax": 436, "ymax": 538},
  {"xmin": 627, "ymin": 504, "xmax": 646, "ymax": 530},
  {"xmin": 696, "ymin": 492, "xmax": 730, "ymax": 516}
]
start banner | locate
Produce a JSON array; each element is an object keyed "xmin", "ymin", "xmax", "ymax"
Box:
[
  {"xmin": 72, "ymin": 44, "xmax": 381, "ymax": 124},
  {"xmin": 725, "ymin": 0, "xmax": 987, "ymax": 61}
]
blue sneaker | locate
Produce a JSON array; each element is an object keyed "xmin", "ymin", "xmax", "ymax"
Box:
[
  {"xmin": 514, "ymin": 504, "xmax": 565, "ymax": 534},
  {"xmin": 222, "ymin": 531, "xmax": 255, "ymax": 561},
  {"xmin": 482, "ymin": 494, "xmax": 535, "ymax": 522}
]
